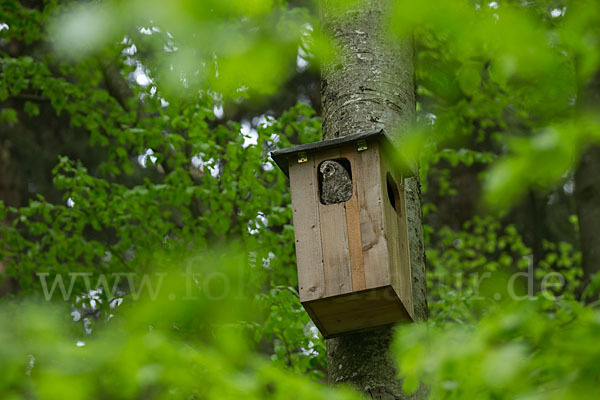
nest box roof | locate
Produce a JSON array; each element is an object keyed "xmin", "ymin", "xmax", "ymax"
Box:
[{"xmin": 271, "ymin": 129, "xmax": 395, "ymax": 177}]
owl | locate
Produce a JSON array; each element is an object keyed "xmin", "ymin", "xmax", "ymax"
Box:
[{"xmin": 320, "ymin": 160, "xmax": 353, "ymax": 205}]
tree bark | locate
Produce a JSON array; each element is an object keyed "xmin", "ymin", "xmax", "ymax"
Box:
[
  {"xmin": 320, "ymin": 1, "xmax": 428, "ymax": 398},
  {"xmin": 575, "ymin": 145, "xmax": 600, "ymax": 296},
  {"xmin": 0, "ymin": 139, "xmax": 21, "ymax": 297},
  {"xmin": 575, "ymin": 70, "xmax": 600, "ymax": 299}
]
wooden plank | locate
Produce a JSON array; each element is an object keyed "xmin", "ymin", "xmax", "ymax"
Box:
[
  {"xmin": 289, "ymin": 157, "xmax": 324, "ymax": 302},
  {"xmin": 340, "ymin": 146, "xmax": 366, "ymax": 291},
  {"xmin": 316, "ymin": 148, "xmax": 352, "ymax": 297},
  {"xmin": 355, "ymin": 143, "xmax": 389, "ymax": 289},
  {"xmin": 302, "ymin": 302, "xmax": 330, "ymax": 339}
]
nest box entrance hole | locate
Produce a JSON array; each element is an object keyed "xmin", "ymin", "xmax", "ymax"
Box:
[
  {"xmin": 318, "ymin": 158, "xmax": 353, "ymax": 205},
  {"xmin": 386, "ymin": 172, "xmax": 402, "ymax": 217}
]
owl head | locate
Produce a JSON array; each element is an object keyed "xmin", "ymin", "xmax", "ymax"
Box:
[{"xmin": 320, "ymin": 160, "xmax": 340, "ymax": 179}]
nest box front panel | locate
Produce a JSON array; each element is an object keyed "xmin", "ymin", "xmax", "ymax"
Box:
[
  {"xmin": 290, "ymin": 147, "xmax": 361, "ymax": 301},
  {"xmin": 289, "ymin": 143, "xmax": 393, "ymax": 303}
]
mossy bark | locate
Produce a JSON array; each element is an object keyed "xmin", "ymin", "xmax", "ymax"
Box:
[{"xmin": 320, "ymin": 0, "xmax": 428, "ymax": 398}]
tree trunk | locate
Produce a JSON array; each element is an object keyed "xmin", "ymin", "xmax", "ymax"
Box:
[
  {"xmin": 320, "ymin": 1, "xmax": 428, "ymax": 398},
  {"xmin": 0, "ymin": 139, "xmax": 21, "ymax": 297},
  {"xmin": 575, "ymin": 70, "xmax": 600, "ymax": 299},
  {"xmin": 575, "ymin": 144, "xmax": 600, "ymax": 298}
]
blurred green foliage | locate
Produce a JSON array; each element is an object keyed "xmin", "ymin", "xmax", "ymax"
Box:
[
  {"xmin": 0, "ymin": 252, "xmax": 359, "ymax": 399},
  {"xmin": 48, "ymin": 0, "xmax": 328, "ymax": 98},
  {"xmin": 390, "ymin": 0, "xmax": 600, "ymax": 209},
  {"xmin": 395, "ymin": 299, "xmax": 600, "ymax": 399}
]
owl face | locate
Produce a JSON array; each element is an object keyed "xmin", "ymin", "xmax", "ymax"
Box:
[{"xmin": 320, "ymin": 160, "xmax": 339, "ymax": 179}]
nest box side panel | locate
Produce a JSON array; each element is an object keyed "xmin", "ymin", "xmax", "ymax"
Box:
[
  {"xmin": 380, "ymin": 154, "xmax": 414, "ymax": 319},
  {"xmin": 396, "ymin": 184, "xmax": 414, "ymax": 318},
  {"xmin": 315, "ymin": 148, "xmax": 353, "ymax": 297},
  {"xmin": 289, "ymin": 158, "xmax": 325, "ymax": 302},
  {"xmin": 354, "ymin": 142, "xmax": 390, "ymax": 289}
]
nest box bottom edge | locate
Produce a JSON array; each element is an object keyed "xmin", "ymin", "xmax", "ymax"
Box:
[{"xmin": 301, "ymin": 285, "xmax": 413, "ymax": 339}]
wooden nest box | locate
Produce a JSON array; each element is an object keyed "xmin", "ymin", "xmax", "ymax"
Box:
[{"xmin": 271, "ymin": 129, "xmax": 415, "ymax": 338}]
